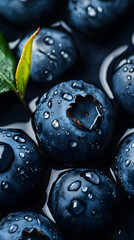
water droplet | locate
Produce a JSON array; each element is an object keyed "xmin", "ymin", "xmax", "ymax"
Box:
[
  {"xmin": 36, "ymin": 218, "xmax": 42, "ymax": 226},
  {"xmin": 51, "ymin": 119, "xmax": 60, "ymax": 129},
  {"xmin": 125, "ymin": 148, "xmax": 130, "ymax": 152},
  {"xmin": 61, "ymin": 51, "xmax": 69, "ymax": 59},
  {"xmin": 44, "ymin": 36, "xmax": 54, "ymax": 45},
  {"xmin": 1, "ymin": 181, "xmax": 9, "ymax": 190},
  {"xmin": 81, "ymin": 186, "xmax": 88, "ymax": 192},
  {"xmin": 68, "ymin": 180, "xmax": 81, "ymax": 191},
  {"xmin": 17, "ymin": 167, "xmax": 25, "ymax": 175},
  {"xmin": 97, "ymin": 6, "xmax": 103, "ymax": 13},
  {"xmin": 45, "ymin": 71, "xmax": 53, "ymax": 81},
  {"xmin": 24, "ymin": 216, "xmax": 33, "ymax": 222},
  {"xmin": 43, "ymin": 111, "xmax": 50, "ymax": 119},
  {"xmin": 125, "ymin": 159, "xmax": 131, "ymax": 167},
  {"xmin": 88, "ymin": 193, "xmax": 93, "ymax": 199},
  {"xmin": 13, "ymin": 135, "xmax": 26, "ymax": 143},
  {"xmin": 70, "ymin": 141, "xmax": 77, "ymax": 148},
  {"xmin": 48, "ymin": 100, "xmax": 52, "ymax": 108},
  {"xmin": 63, "ymin": 93, "xmax": 73, "ymax": 101},
  {"xmin": 132, "ymin": 142, "xmax": 134, "ymax": 148},
  {"xmin": 87, "ymin": 6, "xmax": 97, "ymax": 17},
  {"xmin": 8, "ymin": 224, "xmax": 18, "ymax": 233},
  {"xmin": 127, "ymin": 75, "xmax": 132, "ymax": 80},
  {"xmin": 70, "ymin": 199, "xmax": 86, "ymax": 215},
  {"xmin": 19, "ymin": 152, "xmax": 25, "ymax": 158},
  {"xmin": 54, "ymin": 90, "xmax": 58, "ymax": 95},
  {"xmin": 72, "ymin": 82, "xmax": 83, "ymax": 90},
  {"xmin": 123, "ymin": 67, "xmax": 128, "ymax": 72},
  {"xmin": 85, "ymin": 172, "xmax": 100, "ymax": 185}
]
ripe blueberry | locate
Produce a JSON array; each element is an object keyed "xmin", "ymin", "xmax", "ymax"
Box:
[
  {"xmin": 33, "ymin": 80, "xmax": 115, "ymax": 163},
  {"xmin": 48, "ymin": 168, "xmax": 117, "ymax": 234},
  {"xmin": 0, "ymin": 211, "xmax": 63, "ymax": 240},
  {"xmin": 16, "ymin": 28, "xmax": 77, "ymax": 85}
]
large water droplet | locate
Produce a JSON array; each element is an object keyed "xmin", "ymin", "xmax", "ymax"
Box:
[
  {"xmin": 13, "ymin": 135, "xmax": 26, "ymax": 143},
  {"xmin": 63, "ymin": 93, "xmax": 73, "ymax": 101},
  {"xmin": 8, "ymin": 224, "xmax": 18, "ymax": 234},
  {"xmin": 84, "ymin": 172, "xmax": 100, "ymax": 185},
  {"xmin": 68, "ymin": 180, "xmax": 81, "ymax": 191},
  {"xmin": 51, "ymin": 119, "xmax": 60, "ymax": 129},
  {"xmin": 44, "ymin": 36, "xmax": 54, "ymax": 45},
  {"xmin": 69, "ymin": 199, "xmax": 86, "ymax": 215}
]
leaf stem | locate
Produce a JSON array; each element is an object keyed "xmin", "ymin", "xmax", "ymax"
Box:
[{"xmin": 15, "ymin": 90, "xmax": 32, "ymax": 116}]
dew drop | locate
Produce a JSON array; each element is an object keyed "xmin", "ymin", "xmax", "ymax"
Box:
[
  {"xmin": 48, "ymin": 100, "xmax": 52, "ymax": 108},
  {"xmin": 36, "ymin": 218, "xmax": 42, "ymax": 226},
  {"xmin": 84, "ymin": 172, "xmax": 100, "ymax": 185},
  {"xmin": 88, "ymin": 193, "xmax": 93, "ymax": 199},
  {"xmin": 44, "ymin": 36, "xmax": 54, "ymax": 45},
  {"xmin": 131, "ymin": 142, "xmax": 134, "ymax": 148},
  {"xmin": 17, "ymin": 167, "xmax": 25, "ymax": 175},
  {"xmin": 72, "ymin": 82, "xmax": 83, "ymax": 90},
  {"xmin": 8, "ymin": 224, "xmax": 18, "ymax": 234},
  {"xmin": 70, "ymin": 141, "xmax": 77, "ymax": 148},
  {"xmin": 87, "ymin": 6, "xmax": 97, "ymax": 17},
  {"xmin": 13, "ymin": 135, "xmax": 26, "ymax": 143},
  {"xmin": 51, "ymin": 119, "xmax": 60, "ymax": 129},
  {"xmin": 24, "ymin": 216, "xmax": 33, "ymax": 222},
  {"xmin": 1, "ymin": 181, "xmax": 9, "ymax": 190},
  {"xmin": 19, "ymin": 152, "xmax": 25, "ymax": 158},
  {"xmin": 70, "ymin": 199, "xmax": 86, "ymax": 215},
  {"xmin": 43, "ymin": 111, "xmax": 50, "ymax": 119},
  {"xmin": 81, "ymin": 186, "xmax": 88, "ymax": 192},
  {"xmin": 45, "ymin": 71, "xmax": 53, "ymax": 81},
  {"xmin": 61, "ymin": 51, "xmax": 69, "ymax": 59},
  {"xmin": 68, "ymin": 180, "xmax": 81, "ymax": 191},
  {"xmin": 125, "ymin": 159, "xmax": 131, "ymax": 167},
  {"xmin": 63, "ymin": 93, "xmax": 73, "ymax": 101}
]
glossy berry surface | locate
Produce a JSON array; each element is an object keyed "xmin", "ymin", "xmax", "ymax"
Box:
[
  {"xmin": 111, "ymin": 56, "xmax": 134, "ymax": 116},
  {"xmin": 0, "ymin": 0, "xmax": 63, "ymax": 27},
  {"xmin": 48, "ymin": 168, "xmax": 117, "ymax": 234},
  {"xmin": 34, "ymin": 80, "xmax": 115, "ymax": 163},
  {"xmin": 0, "ymin": 129, "xmax": 44, "ymax": 211},
  {"xmin": 0, "ymin": 211, "xmax": 63, "ymax": 240},
  {"xmin": 17, "ymin": 28, "xmax": 77, "ymax": 85},
  {"xmin": 114, "ymin": 133, "xmax": 134, "ymax": 198},
  {"xmin": 64, "ymin": 0, "xmax": 130, "ymax": 35}
]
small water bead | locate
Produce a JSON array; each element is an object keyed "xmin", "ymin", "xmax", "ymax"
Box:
[
  {"xmin": 88, "ymin": 193, "xmax": 93, "ymax": 199},
  {"xmin": 54, "ymin": 90, "xmax": 58, "ymax": 95},
  {"xmin": 1, "ymin": 181, "xmax": 9, "ymax": 190},
  {"xmin": 87, "ymin": 6, "xmax": 97, "ymax": 18},
  {"xmin": 85, "ymin": 172, "xmax": 100, "ymax": 185},
  {"xmin": 45, "ymin": 71, "xmax": 53, "ymax": 81},
  {"xmin": 131, "ymin": 142, "xmax": 134, "ymax": 148},
  {"xmin": 43, "ymin": 111, "xmax": 50, "ymax": 119},
  {"xmin": 63, "ymin": 93, "xmax": 73, "ymax": 101},
  {"xmin": 24, "ymin": 216, "xmax": 33, "ymax": 222},
  {"xmin": 97, "ymin": 6, "xmax": 103, "ymax": 13},
  {"xmin": 61, "ymin": 51, "xmax": 69, "ymax": 59},
  {"xmin": 48, "ymin": 100, "xmax": 52, "ymax": 108},
  {"xmin": 17, "ymin": 167, "xmax": 25, "ymax": 175},
  {"xmin": 123, "ymin": 67, "xmax": 128, "ymax": 72},
  {"xmin": 47, "ymin": 52, "xmax": 57, "ymax": 60},
  {"xmin": 68, "ymin": 180, "xmax": 81, "ymax": 191},
  {"xmin": 81, "ymin": 186, "xmax": 88, "ymax": 192},
  {"xmin": 36, "ymin": 218, "xmax": 42, "ymax": 226},
  {"xmin": 19, "ymin": 152, "xmax": 25, "ymax": 158},
  {"xmin": 129, "ymin": 67, "xmax": 134, "ymax": 73},
  {"xmin": 8, "ymin": 224, "xmax": 18, "ymax": 234},
  {"xmin": 127, "ymin": 75, "xmax": 132, "ymax": 80},
  {"xmin": 13, "ymin": 135, "xmax": 26, "ymax": 143},
  {"xmin": 52, "ymin": 119, "xmax": 60, "ymax": 129},
  {"xmin": 125, "ymin": 148, "xmax": 130, "ymax": 153},
  {"xmin": 72, "ymin": 82, "xmax": 83, "ymax": 90},
  {"xmin": 44, "ymin": 36, "xmax": 54, "ymax": 45},
  {"xmin": 125, "ymin": 159, "xmax": 131, "ymax": 167},
  {"xmin": 70, "ymin": 141, "xmax": 77, "ymax": 148}
]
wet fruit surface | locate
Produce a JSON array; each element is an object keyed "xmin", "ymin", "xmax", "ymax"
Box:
[{"xmin": 0, "ymin": 1, "xmax": 134, "ymax": 240}]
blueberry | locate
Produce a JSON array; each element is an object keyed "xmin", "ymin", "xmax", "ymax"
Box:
[
  {"xmin": 16, "ymin": 28, "xmax": 77, "ymax": 85},
  {"xmin": 110, "ymin": 55, "xmax": 134, "ymax": 116},
  {"xmin": 64, "ymin": 0, "xmax": 130, "ymax": 35},
  {"xmin": 48, "ymin": 168, "xmax": 117, "ymax": 234},
  {"xmin": 0, "ymin": 211, "xmax": 63, "ymax": 240},
  {"xmin": 0, "ymin": 0, "xmax": 64, "ymax": 27},
  {"xmin": 33, "ymin": 80, "xmax": 115, "ymax": 163},
  {"xmin": 0, "ymin": 129, "xmax": 44, "ymax": 212},
  {"xmin": 114, "ymin": 133, "xmax": 134, "ymax": 198}
]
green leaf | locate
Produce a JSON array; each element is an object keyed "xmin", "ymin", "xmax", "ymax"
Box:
[
  {"xmin": 0, "ymin": 32, "xmax": 16, "ymax": 94},
  {"xmin": 15, "ymin": 27, "xmax": 40, "ymax": 98}
]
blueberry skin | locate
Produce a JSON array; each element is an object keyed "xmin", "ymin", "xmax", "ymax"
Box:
[
  {"xmin": 48, "ymin": 169, "xmax": 117, "ymax": 234},
  {"xmin": 33, "ymin": 80, "xmax": 115, "ymax": 163},
  {"xmin": 0, "ymin": 129, "xmax": 44, "ymax": 211},
  {"xmin": 0, "ymin": 0, "xmax": 63, "ymax": 27},
  {"xmin": 16, "ymin": 28, "xmax": 77, "ymax": 85},
  {"xmin": 114, "ymin": 133, "xmax": 134, "ymax": 198},
  {"xmin": 0, "ymin": 211, "xmax": 63, "ymax": 240},
  {"xmin": 111, "ymin": 56, "xmax": 134, "ymax": 116},
  {"xmin": 64, "ymin": 0, "xmax": 130, "ymax": 35}
]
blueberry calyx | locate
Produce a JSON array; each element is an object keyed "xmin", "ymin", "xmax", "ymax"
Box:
[
  {"xmin": 66, "ymin": 95, "xmax": 103, "ymax": 131},
  {"xmin": 21, "ymin": 229, "xmax": 48, "ymax": 240},
  {"xmin": 0, "ymin": 142, "xmax": 14, "ymax": 172}
]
